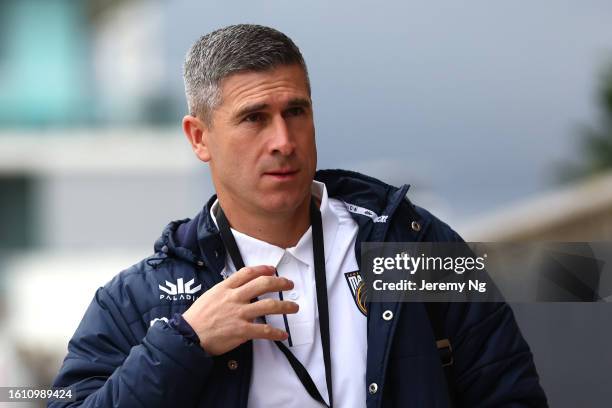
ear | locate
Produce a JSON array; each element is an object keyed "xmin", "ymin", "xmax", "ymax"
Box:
[{"xmin": 182, "ymin": 115, "xmax": 211, "ymax": 162}]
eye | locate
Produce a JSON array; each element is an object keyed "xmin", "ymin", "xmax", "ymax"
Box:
[
  {"xmin": 243, "ymin": 112, "xmax": 265, "ymax": 123},
  {"xmin": 284, "ymin": 107, "xmax": 305, "ymax": 117}
]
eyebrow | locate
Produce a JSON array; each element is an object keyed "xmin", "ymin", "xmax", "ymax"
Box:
[
  {"xmin": 285, "ymin": 97, "xmax": 312, "ymax": 110},
  {"xmin": 233, "ymin": 103, "xmax": 268, "ymax": 121},
  {"xmin": 232, "ymin": 98, "xmax": 312, "ymax": 121}
]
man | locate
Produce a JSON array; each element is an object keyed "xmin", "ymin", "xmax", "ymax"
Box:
[{"xmin": 51, "ymin": 24, "xmax": 547, "ymax": 407}]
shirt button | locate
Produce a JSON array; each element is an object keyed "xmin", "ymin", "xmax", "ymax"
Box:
[
  {"xmin": 368, "ymin": 382, "xmax": 378, "ymax": 394},
  {"xmin": 382, "ymin": 310, "xmax": 394, "ymax": 321},
  {"xmin": 227, "ymin": 359, "xmax": 239, "ymax": 370},
  {"xmin": 411, "ymin": 221, "xmax": 421, "ymax": 232},
  {"xmin": 289, "ymin": 291, "xmax": 299, "ymax": 300}
]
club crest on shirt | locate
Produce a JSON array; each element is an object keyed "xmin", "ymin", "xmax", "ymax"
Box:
[{"xmin": 344, "ymin": 271, "xmax": 367, "ymax": 316}]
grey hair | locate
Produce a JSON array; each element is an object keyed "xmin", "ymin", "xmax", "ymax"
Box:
[{"xmin": 183, "ymin": 24, "xmax": 310, "ymax": 125}]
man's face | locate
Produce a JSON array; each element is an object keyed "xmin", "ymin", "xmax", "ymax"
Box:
[{"xmin": 198, "ymin": 64, "xmax": 317, "ymax": 217}]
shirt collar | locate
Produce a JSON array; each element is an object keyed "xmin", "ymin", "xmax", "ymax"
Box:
[{"xmin": 210, "ymin": 181, "xmax": 339, "ymax": 268}]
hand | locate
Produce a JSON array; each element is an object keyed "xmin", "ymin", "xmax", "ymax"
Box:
[{"xmin": 182, "ymin": 265, "xmax": 299, "ymax": 355}]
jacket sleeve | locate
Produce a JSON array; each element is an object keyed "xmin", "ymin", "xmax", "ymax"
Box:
[
  {"xmin": 445, "ymin": 240, "xmax": 547, "ymax": 406},
  {"xmin": 419, "ymin": 209, "xmax": 548, "ymax": 407},
  {"xmin": 49, "ymin": 286, "xmax": 214, "ymax": 408},
  {"xmin": 445, "ymin": 301, "xmax": 547, "ymax": 407}
]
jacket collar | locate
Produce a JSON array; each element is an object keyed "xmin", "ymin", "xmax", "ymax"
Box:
[{"xmin": 154, "ymin": 169, "xmax": 423, "ymax": 277}]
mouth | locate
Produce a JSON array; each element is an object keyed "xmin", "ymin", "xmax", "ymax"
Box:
[{"xmin": 263, "ymin": 168, "xmax": 299, "ymax": 180}]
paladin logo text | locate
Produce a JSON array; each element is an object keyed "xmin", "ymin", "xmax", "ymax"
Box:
[{"xmin": 159, "ymin": 278, "xmax": 201, "ymax": 301}]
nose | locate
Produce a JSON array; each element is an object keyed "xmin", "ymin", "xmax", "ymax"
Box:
[{"xmin": 268, "ymin": 115, "xmax": 295, "ymax": 156}]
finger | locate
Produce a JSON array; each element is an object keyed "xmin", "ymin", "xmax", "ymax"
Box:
[
  {"xmin": 244, "ymin": 322, "xmax": 289, "ymax": 341},
  {"xmin": 236, "ymin": 275, "xmax": 294, "ymax": 301},
  {"xmin": 225, "ymin": 265, "xmax": 276, "ymax": 289},
  {"xmin": 242, "ymin": 299, "xmax": 299, "ymax": 320}
]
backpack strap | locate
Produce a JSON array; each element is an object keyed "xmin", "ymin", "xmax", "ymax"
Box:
[{"xmin": 424, "ymin": 302, "xmax": 457, "ymax": 406}]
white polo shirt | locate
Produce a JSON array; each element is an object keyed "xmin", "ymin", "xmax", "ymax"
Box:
[{"xmin": 210, "ymin": 181, "xmax": 367, "ymax": 408}]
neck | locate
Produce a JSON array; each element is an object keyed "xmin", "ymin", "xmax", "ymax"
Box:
[{"xmin": 217, "ymin": 194, "xmax": 313, "ymax": 249}]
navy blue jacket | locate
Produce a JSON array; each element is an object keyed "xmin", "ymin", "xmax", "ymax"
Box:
[{"xmin": 51, "ymin": 169, "xmax": 548, "ymax": 407}]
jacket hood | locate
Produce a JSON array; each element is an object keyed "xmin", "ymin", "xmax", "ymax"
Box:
[{"xmin": 153, "ymin": 169, "xmax": 413, "ymax": 275}]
